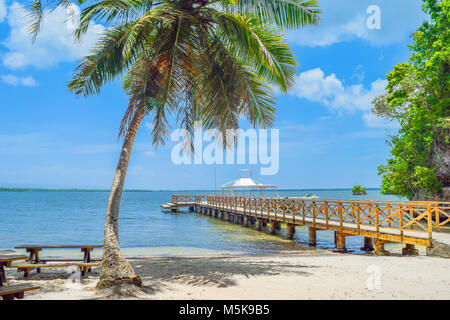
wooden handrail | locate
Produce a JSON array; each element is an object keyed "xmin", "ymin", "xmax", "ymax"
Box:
[{"xmin": 172, "ymin": 194, "xmax": 450, "ymax": 234}]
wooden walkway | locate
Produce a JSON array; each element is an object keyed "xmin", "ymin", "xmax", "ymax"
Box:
[{"xmin": 162, "ymin": 195, "xmax": 450, "ymax": 255}]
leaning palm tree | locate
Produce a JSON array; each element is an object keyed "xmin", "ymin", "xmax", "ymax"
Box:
[{"xmin": 28, "ymin": 0, "xmax": 320, "ymax": 295}]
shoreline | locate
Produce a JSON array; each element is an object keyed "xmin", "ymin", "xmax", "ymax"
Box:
[{"xmin": 5, "ymin": 250, "xmax": 449, "ymax": 300}]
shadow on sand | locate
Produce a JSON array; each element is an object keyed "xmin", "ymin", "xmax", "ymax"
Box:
[{"xmin": 130, "ymin": 257, "xmax": 318, "ymax": 292}]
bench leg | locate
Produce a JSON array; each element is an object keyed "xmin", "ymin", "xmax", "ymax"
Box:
[
  {"xmin": 27, "ymin": 249, "xmax": 41, "ymax": 273},
  {"xmin": 19, "ymin": 268, "xmax": 30, "ymax": 278},
  {"xmin": 2, "ymin": 294, "xmax": 15, "ymax": 300},
  {"xmin": 83, "ymin": 249, "xmax": 92, "ymax": 272},
  {"xmin": 0, "ymin": 264, "xmax": 7, "ymax": 286},
  {"xmin": 27, "ymin": 250, "xmax": 34, "ymax": 263},
  {"xmin": 14, "ymin": 292, "xmax": 25, "ymax": 299},
  {"xmin": 35, "ymin": 251, "xmax": 41, "ymax": 273}
]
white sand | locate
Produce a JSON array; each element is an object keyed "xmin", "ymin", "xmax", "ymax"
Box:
[{"xmin": 5, "ymin": 250, "xmax": 450, "ymax": 300}]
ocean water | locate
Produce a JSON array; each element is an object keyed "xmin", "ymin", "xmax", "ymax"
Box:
[{"xmin": 0, "ymin": 189, "xmax": 405, "ymax": 258}]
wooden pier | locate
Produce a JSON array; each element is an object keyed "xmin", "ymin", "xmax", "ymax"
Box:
[{"xmin": 162, "ymin": 195, "xmax": 450, "ymax": 255}]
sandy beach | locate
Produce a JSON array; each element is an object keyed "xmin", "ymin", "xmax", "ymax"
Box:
[{"xmin": 6, "ymin": 249, "xmax": 450, "ymax": 300}]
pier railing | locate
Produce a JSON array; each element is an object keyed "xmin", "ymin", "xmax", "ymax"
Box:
[
  {"xmin": 171, "ymin": 195, "xmax": 450, "ymax": 236},
  {"xmin": 171, "ymin": 194, "xmax": 197, "ymax": 204}
]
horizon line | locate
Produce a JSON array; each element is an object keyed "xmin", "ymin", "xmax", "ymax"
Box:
[{"xmin": 0, "ymin": 187, "xmax": 382, "ymax": 192}]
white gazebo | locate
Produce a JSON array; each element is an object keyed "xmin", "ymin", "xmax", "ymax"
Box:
[{"xmin": 221, "ymin": 171, "xmax": 278, "ymax": 197}]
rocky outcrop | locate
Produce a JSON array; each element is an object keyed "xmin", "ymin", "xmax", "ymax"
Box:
[
  {"xmin": 426, "ymin": 240, "xmax": 450, "ymax": 259},
  {"xmin": 412, "ymin": 122, "xmax": 450, "ymax": 201},
  {"xmin": 431, "ymin": 123, "xmax": 450, "ymax": 201}
]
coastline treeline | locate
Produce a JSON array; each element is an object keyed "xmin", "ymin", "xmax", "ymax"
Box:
[{"xmin": 372, "ymin": 0, "xmax": 449, "ymax": 201}]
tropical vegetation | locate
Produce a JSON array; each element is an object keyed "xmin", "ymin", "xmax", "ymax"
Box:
[
  {"xmin": 352, "ymin": 185, "xmax": 367, "ymax": 195},
  {"xmin": 27, "ymin": 0, "xmax": 321, "ymax": 295},
  {"xmin": 372, "ymin": 0, "xmax": 449, "ymax": 201}
]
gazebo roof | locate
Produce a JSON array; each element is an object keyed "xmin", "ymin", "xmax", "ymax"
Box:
[{"xmin": 221, "ymin": 177, "xmax": 277, "ymax": 189}]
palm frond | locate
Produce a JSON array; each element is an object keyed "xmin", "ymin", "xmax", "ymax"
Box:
[
  {"xmin": 221, "ymin": 0, "xmax": 321, "ymax": 29},
  {"xmin": 68, "ymin": 23, "xmax": 149, "ymax": 96},
  {"xmin": 27, "ymin": 0, "xmax": 72, "ymax": 41},
  {"xmin": 75, "ymin": 0, "xmax": 158, "ymax": 40},
  {"xmin": 214, "ymin": 11, "xmax": 297, "ymax": 92}
]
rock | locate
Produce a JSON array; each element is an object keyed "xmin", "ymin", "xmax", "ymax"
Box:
[
  {"xmin": 411, "ymin": 122, "xmax": 449, "ymax": 202},
  {"xmin": 426, "ymin": 240, "xmax": 450, "ymax": 259}
]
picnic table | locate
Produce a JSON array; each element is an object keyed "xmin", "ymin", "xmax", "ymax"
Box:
[
  {"xmin": 0, "ymin": 254, "xmax": 40, "ymax": 300},
  {"xmin": 14, "ymin": 245, "xmax": 102, "ymax": 273},
  {"xmin": 13, "ymin": 245, "xmax": 102, "ymax": 277}
]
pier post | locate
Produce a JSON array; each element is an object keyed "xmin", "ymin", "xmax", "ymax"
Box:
[
  {"xmin": 262, "ymin": 220, "xmax": 267, "ymax": 227},
  {"xmin": 332, "ymin": 232, "xmax": 348, "ymax": 253},
  {"xmin": 361, "ymin": 237, "xmax": 374, "ymax": 252},
  {"xmin": 243, "ymin": 216, "xmax": 249, "ymax": 227},
  {"xmin": 219, "ymin": 211, "xmax": 223, "ymax": 220},
  {"xmin": 171, "ymin": 207, "xmax": 178, "ymax": 212},
  {"xmin": 223, "ymin": 212, "xmax": 228, "ymax": 221},
  {"xmin": 374, "ymin": 240, "xmax": 390, "ymax": 256},
  {"xmin": 256, "ymin": 219, "xmax": 262, "ymax": 231},
  {"xmin": 402, "ymin": 244, "xmax": 419, "ymax": 256},
  {"xmin": 286, "ymin": 224, "xmax": 295, "ymax": 240},
  {"xmin": 308, "ymin": 227, "xmax": 317, "ymax": 246},
  {"xmin": 269, "ymin": 221, "xmax": 277, "ymax": 235},
  {"xmin": 189, "ymin": 207, "xmax": 194, "ymax": 212},
  {"xmin": 275, "ymin": 222, "xmax": 281, "ymax": 230}
]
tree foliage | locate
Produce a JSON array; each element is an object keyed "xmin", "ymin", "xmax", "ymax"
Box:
[
  {"xmin": 352, "ymin": 185, "xmax": 366, "ymax": 195},
  {"xmin": 372, "ymin": 0, "xmax": 449, "ymax": 200},
  {"xmin": 56, "ymin": 0, "xmax": 319, "ymax": 147}
]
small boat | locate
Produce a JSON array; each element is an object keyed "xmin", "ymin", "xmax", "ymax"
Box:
[{"xmin": 286, "ymin": 193, "xmax": 319, "ymax": 200}]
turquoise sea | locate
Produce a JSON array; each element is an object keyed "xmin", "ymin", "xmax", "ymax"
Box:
[{"xmin": 0, "ymin": 189, "xmax": 405, "ymax": 258}]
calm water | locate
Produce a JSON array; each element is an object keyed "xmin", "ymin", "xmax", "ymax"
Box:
[{"xmin": 0, "ymin": 190, "xmax": 405, "ymax": 257}]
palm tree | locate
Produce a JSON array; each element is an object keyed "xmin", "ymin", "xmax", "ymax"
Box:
[{"xmin": 28, "ymin": 0, "xmax": 320, "ymax": 295}]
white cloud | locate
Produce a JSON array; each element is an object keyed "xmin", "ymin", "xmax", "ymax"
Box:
[
  {"xmin": 0, "ymin": 0, "xmax": 6, "ymax": 22},
  {"xmin": 1, "ymin": 2, "xmax": 104, "ymax": 69},
  {"xmin": 290, "ymin": 68, "xmax": 399, "ymax": 129},
  {"xmin": 288, "ymin": 0, "xmax": 427, "ymax": 47},
  {"xmin": 292, "ymin": 68, "xmax": 387, "ymax": 113},
  {"xmin": 1, "ymin": 74, "xmax": 38, "ymax": 86}
]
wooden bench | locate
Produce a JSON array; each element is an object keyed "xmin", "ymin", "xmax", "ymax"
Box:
[
  {"xmin": 0, "ymin": 283, "xmax": 40, "ymax": 300},
  {"xmin": 14, "ymin": 263, "xmax": 99, "ymax": 277},
  {"xmin": 0, "ymin": 254, "xmax": 40, "ymax": 300},
  {"xmin": 14, "ymin": 245, "xmax": 102, "ymax": 273}
]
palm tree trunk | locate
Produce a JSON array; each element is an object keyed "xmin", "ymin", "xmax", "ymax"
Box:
[{"xmin": 97, "ymin": 107, "xmax": 144, "ymax": 295}]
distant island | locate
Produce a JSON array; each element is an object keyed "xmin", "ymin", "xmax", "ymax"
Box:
[{"xmin": 352, "ymin": 185, "xmax": 367, "ymax": 195}]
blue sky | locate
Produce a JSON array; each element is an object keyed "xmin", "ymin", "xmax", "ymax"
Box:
[{"xmin": 0, "ymin": 0, "xmax": 428, "ymax": 190}]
